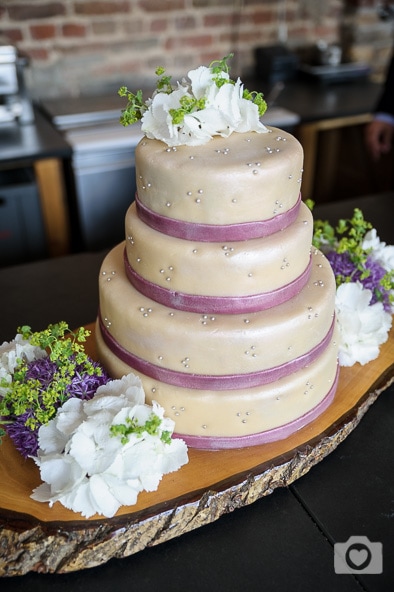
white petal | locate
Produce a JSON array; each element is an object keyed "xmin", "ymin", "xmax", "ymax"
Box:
[
  {"xmin": 83, "ymin": 393, "xmax": 125, "ymax": 416},
  {"xmin": 36, "ymin": 454, "xmax": 85, "ymax": 493},
  {"xmin": 100, "ymin": 473, "xmax": 141, "ymax": 507},
  {"xmin": 55, "ymin": 397, "xmax": 85, "ymax": 436},
  {"xmin": 157, "ymin": 438, "xmax": 189, "ymax": 474},
  {"xmin": 68, "ymin": 430, "xmax": 97, "ymax": 472},
  {"xmin": 188, "ymin": 65, "xmax": 217, "ymax": 99},
  {"xmin": 59, "ymin": 479, "xmax": 99, "ymax": 518},
  {"xmin": 336, "ymin": 282, "xmax": 392, "ymax": 366},
  {"xmin": 139, "ymin": 471, "xmax": 162, "ymax": 492},
  {"xmin": 94, "ymin": 373, "xmax": 145, "ymax": 403},
  {"xmin": 37, "ymin": 421, "xmax": 69, "ymax": 455},
  {"xmin": 0, "ymin": 334, "xmax": 46, "ymax": 378},
  {"xmin": 86, "ymin": 473, "xmax": 122, "ymax": 518},
  {"xmin": 31, "ymin": 482, "xmax": 53, "ymax": 503}
]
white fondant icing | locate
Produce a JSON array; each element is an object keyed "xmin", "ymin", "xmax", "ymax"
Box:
[
  {"xmin": 124, "ymin": 201, "xmax": 313, "ymax": 298},
  {"xmin": 97, "ymin": 123, "xmax": 338, "ymax": 446},
  {"xmin": 98, "ymin": 244, "xmax": 336, "ymax": 377},
  {"xmin": 135, "ymin": 127, "xmax": 303, "ymax": 224}
]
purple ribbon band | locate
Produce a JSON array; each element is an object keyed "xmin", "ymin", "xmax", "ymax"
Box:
[
  {"xmin": 173, "ymin": 364, "xmax": 339, "ymax": 449},
  {"xmin": 98, "ymin": 314, "xmax": 336, "ymax": 390},
  {"xmin": 124, "ymin": 248, "xmax": 312, "ymax": 314},
  {"xmin": 135, "ymin": 193, "xmax": 302, "ymax": 242}
]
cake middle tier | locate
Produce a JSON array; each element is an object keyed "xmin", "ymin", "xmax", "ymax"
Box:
[
  {"xmin": 124, "ymin": 200, "xmax": 313, "ymax": 312},
  {"xmin": 98, "ymin": 243, "xmax": 337, "ymax": 383}
]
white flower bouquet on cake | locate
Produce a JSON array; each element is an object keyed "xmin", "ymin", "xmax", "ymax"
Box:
[{"xmin": 118, "ymin": 54, "xmax": 268, "ymax": 146}]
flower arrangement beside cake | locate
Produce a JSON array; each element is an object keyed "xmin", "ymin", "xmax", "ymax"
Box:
[
  {"xmin": 308, "ymin": 205, "xmax": 393, "ymax": 367},
  {"xmin": 0, "ymin": 324, "xmax": 188, "ymax": 518},
  {"xmin": 0, "ymin": 55, "xmax": 393, "ymax": 518}
]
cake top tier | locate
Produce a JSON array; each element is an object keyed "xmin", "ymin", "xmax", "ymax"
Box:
[
  {"xmin": 135, "ymin": 127, "xmax": 303, "ymax": 225},
  {"xmin": 119, "ymin": 54, "xmax": 269, "ymax": 147}
]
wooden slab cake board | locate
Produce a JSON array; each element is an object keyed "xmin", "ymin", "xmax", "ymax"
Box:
[{"xmin": 0, "ymin": 322, "xmax": 393, "ymax": 577}]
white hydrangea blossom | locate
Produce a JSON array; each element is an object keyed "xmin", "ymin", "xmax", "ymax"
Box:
[
  {"xmin": 335, "ymin": 282, "xmax": 392, "ymax": 367},
  {"xmin": 31, "ymin": 374, "xmax": 188, "ymax": 518},
  {"xmin": 362, "ymin": 229, "xmax": 394, "ymax": 271},
  {"xmin": 141, "ymin": 64, "xmax": 267, "ymax": 146},
  {"xmin": 362, "ymin": 229, "xmax": 394, "ymax": 313},
  {"xmin": 0, "ymin": 334, "xmax": 47, "ymax": 396}
]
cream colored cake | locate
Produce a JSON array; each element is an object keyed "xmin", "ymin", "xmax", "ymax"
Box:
[
  {"xmin": 135, "ymin": 129, "xmax": 303, "ymax": 224},
  {"xmin": 124, "ymin": 198, "xmax": 313, "ymax": 304},
  {"xmin": 96, "ymin": 126, "xmax": 339, "ymax": 449}
]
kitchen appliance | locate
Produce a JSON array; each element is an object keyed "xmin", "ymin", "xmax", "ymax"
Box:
[
  {"xmin": 40, "ymin": 95, "xmax": 143, "ymax": 251},
  {"xmin": 64, "ymin": 121, "xmax": 142, "ymax": 251},
  {"xmin": 254, "ymin": 45, "xmax": 299, "ymax": 85},
  {"xmin": 0, "ymin": 41, "xmax": 34, "ymax": 124},
  {"xmin": 0, "ymin": 168, "xmax": 46, "ymax": 266},
  {"xmin": 297, "ymin": 61, "xmax": 371, "ymax": 85},
  {"xmin": 297, "ymin": 41, "xmax": 371, "ymax": 85}
]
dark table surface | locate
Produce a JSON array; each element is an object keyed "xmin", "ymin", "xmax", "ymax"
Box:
[{"xmin": 1, "ymin": 193, "xmax": 393, "ymax": 591}]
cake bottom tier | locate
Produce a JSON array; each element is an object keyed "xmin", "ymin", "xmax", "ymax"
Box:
[{"xmin": 96, "ymin": 322, "xmax": 339, "ymax": 449}]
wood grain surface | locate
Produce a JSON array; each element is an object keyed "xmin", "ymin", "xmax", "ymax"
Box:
[{"xmin": 1, "ymin": 324, "xmax": 393, "ymax": 576}]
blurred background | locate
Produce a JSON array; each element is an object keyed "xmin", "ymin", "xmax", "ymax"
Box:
[
  {"xmin": 1, "ymin": 0, "xmax": 393, "ymax": 265},
  {"xmin": 2, "ymin": 0, "xmax": 392, "ymax": 97}
]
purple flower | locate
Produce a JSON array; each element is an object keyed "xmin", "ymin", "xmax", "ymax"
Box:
[
  {"xmin": 326, "ymin": 251, "xmax": 391, "ymax": 312},
  {"xmin": 66, "ymin": 361, "xmax": 110, "ymax": 400},
  {"xmin": 5, "ymin": 356, "xmax": 111, "ymax": 459},
  {"xmin": 326, "ymin": 251, "xmax": 357, "ymax": 278},
  {"xmin": 361, "ymin": 257, "xmax": 387, "ymax": 303},
  {"xmin": 25, "ymin": 357, "xmax": 58, "ymax": 385},
  {"xmin": 5, "ymin": 412, "xmax": 39, "ymax": 457}
]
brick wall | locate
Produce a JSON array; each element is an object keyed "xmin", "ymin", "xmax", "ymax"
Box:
[
  {"xmin": 1, "ymin": 0, "xmax": 345, "ymax": 99},
  {"xmin": 1, "ymin": 0, "xmax": 391, "ymax": 100},
  {"xmin": 341, "ymin": 0, "xmax": 394, "ymax": 81}
]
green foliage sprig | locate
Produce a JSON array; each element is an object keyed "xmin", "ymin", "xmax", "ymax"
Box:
[
  {"xmin": 0, "ymin": 323, "xmax": 103, "ymax": 437},
  {"xmin": 118, "ymin": 86, "xmax": 146, "ymax": 126},
  {"xmin": 119, "ymin": 66, "xmax": 174, "ymax": 127},
  {"xmin": 110, "ymin": 413, "xmax": 172, "ymax": 445},
  {"xmin": 169, "ymin": 94, "xmax": 207, "ymax": 125},
  {"xmin": 210, "ymin": 53, "xmax": 234, "ymax": 86},
  {"xmin": 307, "ymin": 200, "xmax": 394, "ymax": 307},
  {"xmin": 242, "ymin": 88, "xmax": 267, "ymax": 117},
  {"xmin": 308, "ymin": 202, "xmax": 372, "ymax": 272}
]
